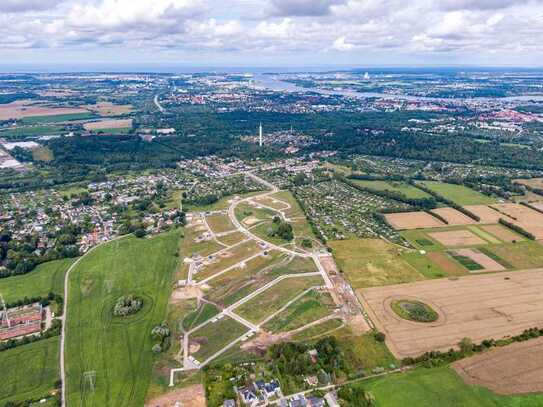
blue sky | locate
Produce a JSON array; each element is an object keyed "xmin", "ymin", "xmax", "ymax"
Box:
[{"xmin": 1, "ymin": 0, "xmax": 542, "ymax": 68}]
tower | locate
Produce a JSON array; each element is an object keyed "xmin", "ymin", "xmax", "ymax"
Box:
[
  {"xmin": 259, "ymin": 122, "xmax": 263, "ymax": 147},
  {"xmin": 0, "ymin": 294, "xmax": 10, "ymax": 328}
]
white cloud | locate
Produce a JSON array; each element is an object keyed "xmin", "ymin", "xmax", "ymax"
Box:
[{"xmin": 332, "ymin": 36, "xmax": 354, "ymax": 51}]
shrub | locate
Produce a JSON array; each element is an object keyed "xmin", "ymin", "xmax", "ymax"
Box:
[{"xmin": 113, "ymin": 295, "xmax": 143, "ymax": 317}]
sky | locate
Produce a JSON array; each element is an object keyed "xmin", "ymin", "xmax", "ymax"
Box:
[{"xmin": 1, "ymin": 0, "xmax": 543, "ymax": 69}]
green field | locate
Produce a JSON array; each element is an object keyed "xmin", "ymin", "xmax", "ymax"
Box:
[
  {"xmin": 329, "ymin": 239, "xmax": 424, "ymax": 288},
  {"xmin": 93, "ymin": 127, "xmax": 131, "ymax": 135},
  {"xmin": 418, "ymin": 181, "xmax": 496, "ymax": 205},
  {"xmin": 483, "ymin": 241, "xmax": 543, "ymax": 269},
  {"xmin": 0, "ymin": 258, "xmax": 74, "ymax": 303},
  {"xmin": 206, "ymin": 213, "xmax": 235, "ymax": 234},
  {"xmin": 291, "ymin": 318, "xmax": 344, "ymax": 341},
  {"xmin": 352, "ymin": 180, "xmax": 431, "ymax": 199},
  {"xmin": 262, "ymin": 290, "xmax": 335, "ymax": 333},
  {"xmin": 22, "ymin": 112, "xmax": 94, "ymax": 124},
  {"xmin": 351, "ymin": 366, "xmax": 543, "ymax": 406},
  {"xmin": 0, "ymin": 337, "xmax": 60, "ymax": 405},
  {"xmin": 65, "ymin": 232, "xmax": 180, "ymax": 407},
  {"xmin": 190, "ymin": 316, "xmax": 248, "ymax": 362},
  {"xmin": 0, "ymin": 124, "xmax": 63, "ymax": 138}
]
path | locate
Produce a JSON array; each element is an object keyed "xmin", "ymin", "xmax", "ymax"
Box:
[{"xmin": 154, "ymin": 95, "xmax": 165, "ymax": 113}]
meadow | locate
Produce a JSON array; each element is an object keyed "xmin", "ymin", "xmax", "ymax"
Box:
[
  {"xmin": 417, "ymin": 181, "xmax": 496, "ymax": 205},
  {"xmin": 22, "ymin": 112, "xmax": 94, "ymax": 124},
  {"xmin": 352, "ymin": 179, "xmax": 431, "ymax": 199},
  {"xmin": 64, "ymin": 231, "xmax": 180, "ymax": 407}
]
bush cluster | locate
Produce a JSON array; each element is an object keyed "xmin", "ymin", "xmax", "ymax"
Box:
[{"xmin": 113, "ymin": 295, "xmax": 143, "ymax": 317}]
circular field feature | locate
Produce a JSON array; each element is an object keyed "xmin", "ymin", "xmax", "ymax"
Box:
[{"xmin": 391, "ymin": 299, "xmax": 439, "ymax": 323}]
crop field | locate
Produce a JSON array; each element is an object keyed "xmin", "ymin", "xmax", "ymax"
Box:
[
  {"xmin": 351, "ymin": 366, "xmax": 543, "ymax": 407},
  {"xmin": 293, "ymin": 180, "xmax": 409, "ymax": 243},
  {"xmin": 329, "ymin": 239, "xmax": 424, "ymax": 288},
  {"xmin": 482, "ymin": 241, "xmax": 543, "ymax": 269},
  {"xmin": 428, "ymin": 229, "xmax": 487, "ymax": 247},
  {"xmin": 262, "ymin": 289, "xmax": 337, "ymax": 333},
  {"xmin": 84, "ymin": 102, "xmax": 133, "ymax": 116},
  {"xmin": 514, "ymin": 177, "xmax": 543, "ymax": 190},
  {"xmin": 463, "ymin": 205, "xmax": 503, "ymax": 224},
  {"xmin": 360, "ymin": 268, "xmax": 543, "ymax": 359},
  {"xmin": 453, "ymin": 337, "xmax": 543, "ymax": 395},
  {"xmin": 351, "ymin": 179, "xmax": 431, "ymax": 199},
  {"xmin": 190, "ymin": 316, "xmax": 248, "ymax": 363},
  {"xmin": 451, "ymin": 248, "xmax": 505, "ymax": 272},
  {"xmin": 0, "ymin": 258, "xmax": 73, "ymax": 302},
  {"xmin": 65, "ymin": 232, "xmax": 180, "ymax": 407},
  {"xmin": 0, "ymin": 101, "xmax": 89, "ymax": 121},
  {"xmin": 430, "ymin": 207, "xmax": 477, "ymax": 225},
  {"xmin": 22, "ymin": 112, "xmax": 94, "ymax": 124},
  {"xmin": 490, "ymin": 203, "xmax": 543, "ymax": 239},
  {"xmin": 0, "ymin": 337, "xmax": 60, "ymax": 405},
  {"xmin": 385, "ymin": 211, "xmax": 446, "ymax": 230},
  {"xmin": 83, "ymin": 118, "xmax": 133, "ymax": 131},
  {"xmin": 0, "ymin": 124, "xmax": 64, "ymax": 139},
  {"xmin": 192, "ymin": 240, "xmax": 262, "ymax": 282},
  {"xmin": 235, "ymin": 275, "xmax": 324, "ymax": 324},
  {"xmin": 417, "ymin": 181, "xmax": 497, "ymax": 205},
  {"xmin": 205, "ymin": 212, "xmax": 236, "ymax": 234}
]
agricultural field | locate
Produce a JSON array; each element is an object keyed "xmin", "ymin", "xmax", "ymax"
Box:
[
  {"xmin": 0, "ymin": 258, "xmax": 73, "ymax": 303},
  {"xmin": 83, "ymin": 118, "xmax": 133, "ymax": 131},
  {"xmin": 349, "ymin": 366, "xmax": 543, "ymax": 407},
  {"xmin": 0, "ymin": 337, "xmax": 60, "ymax": 406},
  {"xmin": 0, "ymin": 124, "xmax": 64, "ymax": 139},
  {"xmin": 385, "ymin": 211, "xmax": 446, "ymax": 230},
  {"xmin": 293, "ymin": 180, "xmax": 410, "ymax": 243},
  {"xmin": 84, "ymin": 102, "xmax": 133, "ymax": 116},
  {"xmin": 360, "ymin": 268, "xmax": 543, "ymax": 359},
  {"xmin": 417, "ymin": 181, "xmax": 497, "ymax": 205},
  {"xmin": 329, "ymin": 239, "xmax": 424, "ymax": 288},
  {"xmin": 352, "ymin": 179, "xmax": 431, "ymax": 199},
  {"xmin": 490, "ymin": 203, "xmax": 543, "ymax": 239},
  {"xmin": 64, "ymin": 231, "xmax": 180, "ymax": 406},
  {"xmin": 0, "ymin": 101, "xmax": 90, "ymax": 121},
  {"xmin": 22, "ymin": 112, "xmax": 94, "ymax": 124}
]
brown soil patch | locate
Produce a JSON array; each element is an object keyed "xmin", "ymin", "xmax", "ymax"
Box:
[
  {"xmin": 0, "ymin": 101, "xmax": 88, "ymax": 120},
  {"xmin": 491, "ymin": 203, "xmax": 543, "ymax": 239},
  {"xmin": 83, "ymin": 119, "xmax": 133, "ymax": 130},
  {"xmin": 426, "ymin": 252, "xmax": 465, "ymax": 276},
  {"xmin": 431, "ymin": 208, "xmax": 476, "ymax": 225},
  {"xmin": 189, "ymin": 342, "xmax": 201, "ymax": 353},
  {"xmin": 453, "ymin": 337, "xmax": 543, "ymax": 395},
  {"xmin": 385, "ymin": 212, "xmax": 445, "ymax": 230},
  {"xmin": 145, "ymin": 384, "xmax": 206, "ymax": 407},
  {"xmin": 242, "ymin": 216, "xmax": 260, "ymax": 226},
  {"xmin": 480, "ymin": 225, "xmax": 522, "ymax": 243},
  {"xmin": 359, "ymin": 268, "xmax": 543, "ymax": 359},
  {"xmin": 454, "ymin": 248, "xmax": 505, "ymax": 272},
  {"xmin": 528, "ymin": 202, "xmax": 543, "ymax": 212},
  {"xmin": 170, "ymin": 286, "xmax": 203, "ymax": 303},
  {"xmin": 428, "ymin": 229, "xmax": 486, "ymax": 247},
  {"xmin": 241, "ymin": 331, "xmax": 288, "ymax": 353},
  {"xmin": 464, "ymin": 205, "xmax": 503, "ymax": 224}
]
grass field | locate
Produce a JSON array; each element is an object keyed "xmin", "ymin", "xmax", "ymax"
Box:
[
  {"xmin": 206, "ymin": 213, "xmax": 236, "ymax": 234},
  {"xmin": 352, "ymin": 180, "xmax": 431, "ymax": 199},
  {"xmin": 235, "ymin": 275, "xmax": 324, "ymax": 324},
  {"xmin": 401, "ymin": 252, "xmax": 446, "ymax": 279},
  {"xmin": 418, "ymin": 181, "xmax": 496, "ymax": 205},
  {"xmin": 22, "ymin": 112, "xmax": 94, "ymax": 124},
  {"xmin": 216, "ymin": 231, "xmax": 247, "ymax": 246},
  {"xmin": 185, "ymin": 191, "xmax": 264, "ymax": 212},
  {"xmin": 269, "ymin": 191, "xmax": 306, "ymax": 219},
  {"xmin": 93, "ymin": 127, "xmax": 131, "ymax": 135},
  {"xmin": 329, "ymin": 239, "xmax": 424, "ymax": 288},
  {"xmin": 291, "ymin": 318, "xmax": 344, "ymax": 341},
  {"xmin": 0, "ymin": 258, "xmax": 74, "ymax": 303},
  {"xmin": 262, "ymin": 290, "xmax": 336, "ymax": 333},
  {"xmin": 0, "ymin": 124, "xmax": 63, "ymax": 138},
  {"xmin": 190, "ymin": 316, "xmax": 248, "ymax": 362},
  {"xmin": 0, "ymin": 337, "xmax": 60, "ymax": 405},
  {"xmin": 351, "ymin": 366, "xmax": 543, "ymax": 406},
  {"xmin": 182, "ymin": 303, "xmax": 220, "ymax": 331},
  {"xmin": 65, "ymin": 231, "xmax": 180, "ymax": 407},
  {"xmin": 339, "ymin": 331, "xmax": 398, "ymax": 373},
  {"xmin": 483, "ymin": 241, "xmax": 543, "ymax": 269}
]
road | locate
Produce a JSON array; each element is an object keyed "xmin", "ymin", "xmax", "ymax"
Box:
[
  {"xmin": 154, "ymin": 94, "xmax": 165, "ymax": 113},
  {"xmin": 60, "ymin": 236, "xmax": 126, "ymax": 407}
]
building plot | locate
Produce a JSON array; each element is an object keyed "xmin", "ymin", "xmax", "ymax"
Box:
[
  {"xmin": 430, "ymin": 208, "xmax": 476, "ymax": 226},
  {"xmin": 205, "ymin": 212, "xmax": 236, "ymax": 234},
  {"xmin": 385, "ymin": 212, "xmax": 445, "ymax": 230},
  {"xmin": 360, "ymin": 268, "xmax": 543, "ymax": 359},
  {"xmin": 453, "ymin": 337, "xmax": 543, "ymax": 395}
]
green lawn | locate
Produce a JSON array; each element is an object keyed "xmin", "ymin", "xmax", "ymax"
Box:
[
  {"xmin": 351, "ymin": 366, "xmax": 543, "ymax": 407},
  {"xmin": 0, "ymin": 337, "xmax": 60, "ymax": 405},
  {"xmin": 352, "ymin": 180, "xmax": 431, "ymax": 199},
  {"xmin": 22, "ymin": 112, "xmax": 94, "ymax": 124},
  {"xmin": 401, "ymin": 252, "xmax": 446, "ymax": 279},
  {"xmin": 0, "ymin": 258, "xmax": 74, "ymax": 303},
  {"xmin": 418, "ymin": 181, "xmax": 496, "ymax": 205},
  {"xmin": 65, "ymin": 232, "xmax": 181, "ymax": 407},
  {"xmin": 190, "ymin": 316, "xmax": 248, "ymax": 362}
]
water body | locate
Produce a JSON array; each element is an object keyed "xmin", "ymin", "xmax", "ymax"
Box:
[{"xmin": 252, "ymin": 74, "xmax": 543, "ymax": 103}]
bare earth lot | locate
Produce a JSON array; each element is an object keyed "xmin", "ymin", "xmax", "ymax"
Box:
[
  {"xmin": 360, "ymin": 268, "xmax": 543, "ymax": 359},
  {"xmin": 453, "ymin": 337, "xmax": 543, "ymax": 395},
  {"xmin": 431, "ymin": 208, "xmax": 476, "ymax": 225},
  {"xmin": 428, "ymin": 229, "xmax": 486, "ymax": 247},
  {"xmin": 145, "ymin": 384, "xmax": 206, "ymax": 407},
  {"xmin": 83, "ymin": 118, "xmax": 133, "ymax": 130},
  {"xmin": 0, "ymin": 101, "xmax": 88, "ymax": 120},
  {"xmin": 385, "ymin": 212, "xmax": 445, "ymax": 230}
]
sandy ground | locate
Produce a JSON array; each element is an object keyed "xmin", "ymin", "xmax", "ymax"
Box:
[
  {"xmin": 480, "ymin": 225, "xmax": 521, "ymax": 243},
  {"xmin": 385, "ymin": 212, "xmax": 446, "ymax": 230},
  {"xmin": 360, "ymin": 268, "xmax": 543, "ymax": 359},
  {"xmin": 463, "ymin": 205, "xmax": 503, "ymax": 224},
  {"xmin": 145, "ymin": 384, "xmax": 206, "ymax": 407},
  {"xmin": 454, "ymin": 248, "xmax": 505, "ymax": 272},
  {"xmin": 0, "ymin": 101, "xmax": 88, "ymax": 120},
  {"xmin": 453, "ymin": 337, "xmax": 543, "ymax": 395},
  {"xmin": 491, "ymin": 203, "xmax": 543, "ymax": 239},
  {"xmin": 431, "ymin": 208, "xmax": 476, "ymax": 225},
  {"xmin": 428, "ymin": 229, "xmax": 486, "ymax": 247},
  {"xmin": 242, "ymin": 216, "xmax": 260, "ymax": 226},
  {"xmin": 83, "ymin": 118, "xmax": 133, "ymax": 130}
]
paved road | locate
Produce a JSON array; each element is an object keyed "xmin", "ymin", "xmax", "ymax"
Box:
[{"xmin": 154, "ymin": 95, "xmax": 165, "ymax": 113}]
